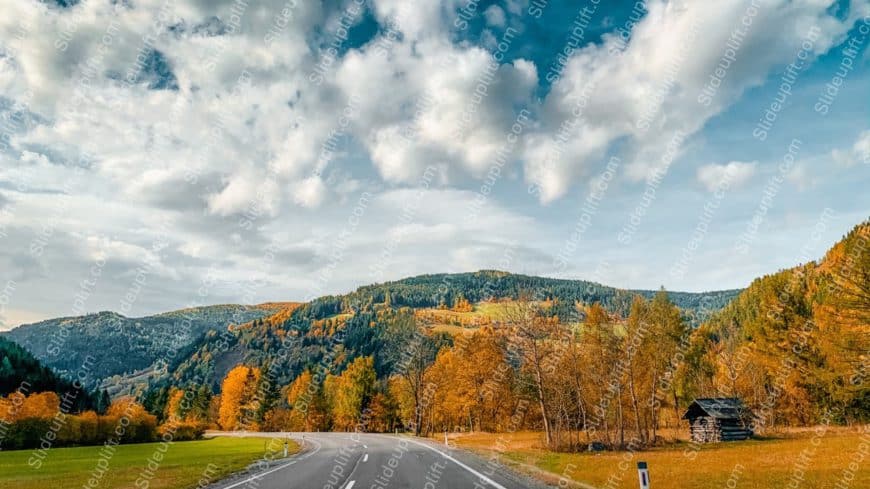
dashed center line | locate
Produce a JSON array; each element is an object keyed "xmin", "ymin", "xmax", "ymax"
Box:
[{"xmin": 363, "ymin": 454, "xmax": 368, "ymax": 462}]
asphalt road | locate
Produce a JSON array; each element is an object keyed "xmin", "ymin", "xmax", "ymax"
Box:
[{"xmin": 207, "ymin": 432, "xmax": 551, "ymax": 489}]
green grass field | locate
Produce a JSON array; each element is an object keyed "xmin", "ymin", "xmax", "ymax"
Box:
[
  {"xmin": 0, "ymin": 436, "xmax": 298, "ymax": 489},
  {"xmin": 448, "ymin": 428, "xmax": 869, "ymax": 489}
]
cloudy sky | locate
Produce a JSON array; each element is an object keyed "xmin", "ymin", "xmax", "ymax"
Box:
[{"xmin": 0, "ymin": 0, "xmax": 868, "ymax": 329}]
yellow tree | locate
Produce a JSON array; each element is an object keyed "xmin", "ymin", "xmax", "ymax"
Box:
[
  {"xmin": 286, "ymin": 370, "xmax": 318, "ymax": 431},
  {"xmin": 503, "ymin": 297, "xmax": 558, "ymax": 448},
  {"xmin": 578, "ymin": 301, "xmax": 621, "ymax": 447},
  {"xmin": 452, "ymin": 329, "xmax": 511, "ymax": 432},
  {"xmin": 19, "ymin": 392, "xmax": 60, "ymax": 419},
  {"xmin": 424, "ymin": 348, "xmax": 463, "ymax": 433},
  {"xmin": 815, "ymin": 222, "xmax": 870, "ymax": 412},
  {"xmin": 331, "ymin": 356, "xmax": 376, "ymax": 431},
  {"xmin": 164, "ymin": 388, "xmax": 185, "ymax": 421},
  {"xmin": 106, "ymin": 397, "xmax": 158, "ymax": 442},
  {"xmin": 218, "ymin": 365, "xmax": 262, "ymax": 430}
]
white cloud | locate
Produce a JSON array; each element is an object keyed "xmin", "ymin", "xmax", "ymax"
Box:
[
  {"xmin": 0, "ymin": 0, "xmax": 866, "ymax": 325},
  {"xmin": 293, "ymin": 175, "xmax": 327, "ymax": 208},
  {"xmin": 484, "ymin": 5, "xmax": 507, "ymax": 27},
  {"xmin": 336, "ymin": 37, "xmax": 538, "ymax": 183},
  {"xmin": 697, "ymin": 161, "xmax": 757, "ymax": 192},
  {"xmin": 786, "ymin": 163, "xmax": 816, "ymax": 191},
  {"xmin": 832, "ymin": 130, "xmax": 870, "ymax": 167},
  {"xmin": 207, "ymin": 168, "xmax": 280, "ymax": 217},
  {"xmin": 522, "ymin": 0, "xmax": 867, "ymax": 202}
]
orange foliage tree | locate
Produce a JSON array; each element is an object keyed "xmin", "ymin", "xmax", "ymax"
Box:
[{"xmin": 218, "ymin": 365, "xmax": 262, "ymax": 430}]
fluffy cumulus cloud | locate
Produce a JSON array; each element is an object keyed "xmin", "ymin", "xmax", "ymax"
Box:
[
  {"xmin": 522, "ymin": 0, "xmax": 869, "ymax": 202},
  {"xmin": 697, "ymin": 161, "xmax": 757, "ymax": 192},
  {"xmin": 0, "ymin": 0, "xmax": 867, "ymax": 326}
]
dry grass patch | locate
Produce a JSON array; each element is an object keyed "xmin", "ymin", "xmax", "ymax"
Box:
[{"xmin": 443, "ymin": 428, "xmax": 869, "ymax": 489}]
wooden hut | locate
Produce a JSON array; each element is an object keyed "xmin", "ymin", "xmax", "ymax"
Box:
[{"xmin": 682, "ymin": 398, "xmax": 753, "ymax": 443}]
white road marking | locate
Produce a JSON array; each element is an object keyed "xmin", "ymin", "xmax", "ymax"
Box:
[
  {"xmin": 220, "ymin": 461, "xmax": 295, "ymax": 489},
  {"xmin": 363, "ymin": 454, "xmax": 368, "ymax": 462},
  {"xmin": 218, "ymin": 436, "xmax": 322, "ymax": 489},
  {"xmin": 403, "ymin": 438, "xmax": 508, "ymax": 489},
  {"xmin": 344, "ymin": 480, "xmax": 356, "ymax": 489},
  {"xmin": 363, "ymin": 445, "xmax": 367, "ymax": 449}
]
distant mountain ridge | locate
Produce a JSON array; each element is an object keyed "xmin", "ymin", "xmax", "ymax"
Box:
[
  {"xmin": 1, "ymin": 273, "xmax": 739, "ymax": 390},
  {"xmin": 143, "ymin": 272, "xmax": 742, "ymax": 399},
  {"xmin": 2, "ymin": 304, "xmax": 291, "ymax": 386},
  {"xmin": 0, "ymin": 336, "xmax": 104, "ymax": 412}
]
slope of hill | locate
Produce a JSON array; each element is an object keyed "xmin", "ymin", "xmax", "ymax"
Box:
[
  {"xmin": 697, "ymin": 220, "xmax": 869, "ymax": 422},
  {"xmin": 349, "ymin": 270, "xmax": 739, "ymax": 320},
  {"xmin": 151, "ymin": 223, "xmax": 867, "ymax": 435},
  {"xmin": 0, "ymin": 337, "xmax": 103, "ymax": 412},
  {"xmin": 2, "ymin": 274, "xmax": 738, "ymax": 392},
  {"xmin": 154, "ymin": 272, "xmax": 739, "ymax": 395},
  {"xmin": 2, "ymin": 304, "xmax": 291, "ymax": 386}
]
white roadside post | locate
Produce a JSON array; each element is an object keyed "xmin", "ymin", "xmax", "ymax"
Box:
[
  {"xmin": 283, "ymin": 438, "xmax": 289, "ymax": 458},
  {"xmin": 637, "ymin": 461, "xmax": 650, "ymax": 489}
]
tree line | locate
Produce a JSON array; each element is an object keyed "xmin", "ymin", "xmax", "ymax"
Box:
[{"xmin": 4, "ymin": 222, "xmax": 865, "ymax": 451}]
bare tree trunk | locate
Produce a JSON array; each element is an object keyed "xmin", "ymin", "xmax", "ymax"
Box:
[
  {"xmin": 575, "ymin": 382, "xmax": 589, "ymax": 443},
  {"xmin": 628, "ymin": 366, "xmax": 644, "ymax": 445},
  {"xmin": 617, "ymin": 383, "xmax": 624, "ymax": 449},
  {"xmin": 534, "ymin": 357, "xmax": 553, "ymax": 447},
  {"xmin": 413, "ymin": 384, "xmax": 423, "ymax": 436},
  {"xmin": 649, "ymin": 366, "xmax": 659, "ymax": 444}
]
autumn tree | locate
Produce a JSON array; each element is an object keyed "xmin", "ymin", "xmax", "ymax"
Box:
[
  {"xmin": 19, "ymin": 391, "xmax": 60, "ymax": 419},
  {"xmin": 576, "ymin": 300, "xmax": 628, "ymax": 448},
  {"xmin": 286, "ymin": 370, "xmax": 331, "ymax": 431},
  {"xmin": 106, "ymin": 397, "xmax": 158, "ymax": 442},
  {"xmin": 452, "ymin": 296, "xmax": 473, "ymax": 312},
  {"xmin": 422, "ymin": 329, "xmax": 514, "ymax": 435},
  {"xmin": 385, "ymin": 317, "xmax": 440, "ymax": 436},
  {"xmin": 643, "ymin": 289, "xmax": 688, "ymax": 442},
  {"xmin": 366, "ymin": 391, "xmax": 398, "ymax": 432},
  {"xmin": 815, "ymin": 222, "xmax": 870, "ymax": 415},
  {"xmin": 331, "ymin": 356, "xmax": 376, "ymax": 431},
  {"xmin": 218, "ymin": 365, "xmax": 263, "ymax": 431},
  {"xmin": 503, "ymin": 297, "xmax": 558, "ymax": 447}
]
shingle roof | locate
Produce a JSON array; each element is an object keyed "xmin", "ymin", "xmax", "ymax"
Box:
[{"xmin": 682, "ymin": 398, "xmax": 749, "ymax": 420}]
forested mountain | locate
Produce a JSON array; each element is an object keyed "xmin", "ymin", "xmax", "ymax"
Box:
[
  {"xmin": 144, "ymin": 222, "xmax": 867, "ymax": 443},
  {"xmin": 148, "ymin": 272, "xmax": 737, "ymax": 393},
  {"xmin": 0, "ymin": 337, "xmax": 105, "ymax": 413},
  {"xmin": 328, "ymin": 270, "xmax": 738, "ymax": 321},
  {"xmin": 692, "ymin": 220, "xmax": 869, "ymax": 423},
  {"xmin": 2, "ymin": 304, "xmax": 290, "ymax": 385},
  {"xmin": 5, "ymin": 219, "xmax": 865, "ymax": 448},
  {"xmin": 2, "ymin": 274, "xmax": 737, "ymax": 393}
]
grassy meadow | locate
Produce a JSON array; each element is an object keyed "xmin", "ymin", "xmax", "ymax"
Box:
[
  {"xmin": 0, "ymin": 436, "xmax": 298, "ymax": 489},
  {"xmin": 446, "ymin": 427, "xmax": 869, "ymax": 489}
]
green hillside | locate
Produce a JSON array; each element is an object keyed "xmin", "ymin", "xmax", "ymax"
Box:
[
  {"xmin": 2, "ymin": 274, "xmax": 738, "ymax": 393},
  {"xmin": 154, "ymin": 271, "xmax": 738, "ymax": 396}
]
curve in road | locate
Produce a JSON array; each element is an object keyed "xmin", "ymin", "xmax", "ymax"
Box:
[{"xmin": 206, "ymin": 432, "xmax": 550, "ymax": 489}]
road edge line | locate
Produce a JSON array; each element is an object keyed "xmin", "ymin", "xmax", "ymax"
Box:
[
  {"xmin": 402, "ymin": 437, "xmax": 508, "ymax": 489},
  {"xmin": 219, "ymin": 437, "xmax": 321, "ymax": 489}
]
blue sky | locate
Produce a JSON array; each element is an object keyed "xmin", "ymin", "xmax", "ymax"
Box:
[{"xmin": 0, "ymin": 0, "xmax": 868, "ymax": 328}]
